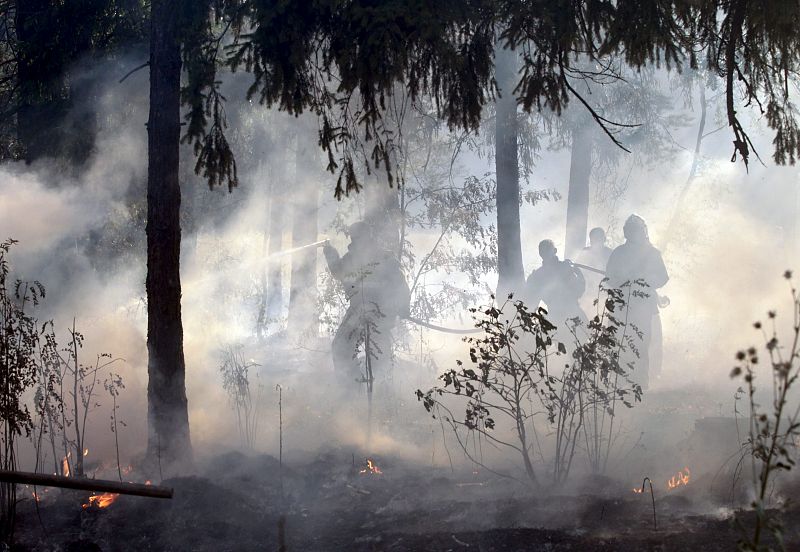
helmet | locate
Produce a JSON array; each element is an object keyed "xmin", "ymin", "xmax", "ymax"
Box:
[
  {"xmin": 538, "ymin": 239, "xmax": 557, "ymax": 258},
  {"xmin": 348, "ymin": 221, "xmax": 370, "ymax": 239},
  {"xmin": 589, "ymin": 227, "xmax": 606, "ymax": 244},
  {"xmin": 623, "ymin": 214, "xmax": 648, "ymax": 242}
]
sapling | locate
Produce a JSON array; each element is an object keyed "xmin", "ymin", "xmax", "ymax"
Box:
[
  {"xmin": 0, "ymin": 239, "xmax": 43, "ymax": 540},
  {"xmin": 104, "ymin": 373, "xmax": 126, "ymax": 481},
  {"xmin": 417, "ymin": 296, "xmax": 558, "ymax": 484},
  {"xmin": 417, "ymin": 290, "xmax": 641, "ymax": 486},
  {"xmin": 220, "ymin": 345, "xmax": 263, "ymax": 450}
]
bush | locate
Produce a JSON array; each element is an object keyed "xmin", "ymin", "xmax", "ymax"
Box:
[{"xmin": 417, "ymin": 289, "xmax": 641, "ymax": 486}]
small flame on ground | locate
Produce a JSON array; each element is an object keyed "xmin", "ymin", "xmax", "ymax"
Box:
[
  {"xmin": 359, "ymin": 458, "xmax": 382, "ymax": 475},
  {"xmin": 667, "ymin": 467, "xmax": 691, "ymax": 490},
  {"xmin": 631, "ymin": 466, "xmax": 692, "ymax": 493},
  {"xmin": 83, "ymin": 448, "xmax": 89, "ymax": 457},
  {"xmin": 82, "ymin": 493, "xmax": 119, "ymax": 509}
]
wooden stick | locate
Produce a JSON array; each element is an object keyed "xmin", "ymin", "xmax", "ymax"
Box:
[{"xmin": 0, "ymin": 470, "xmax": 173, "ymax": 499}]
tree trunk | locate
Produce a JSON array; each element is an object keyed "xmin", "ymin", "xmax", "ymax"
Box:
[
  {"xmin": 564, "ymin": 125, "xmax": 592, "ymax": 259},
  {"xmin": 266, "ymin": 183, "xmax": 285, "ymax": 327},
  {"xmin": 494, "ymin": 44, "xmax": 524, "ymax": 298},
  {"xmin": 288, "ymin": 129, "xmax": 320, "ymax": 336},
  {"xmin": 659, "ymin": 83, "xmax": 707, "ymax": 255},
  {"xmin": 364, "ymin": 175, "xmax": 401, "ymax": 254},
  {"xmin": 15, "ymin": 0, "xmax": 66, "ymax": 164},
  {"xmin": 146, "ymin": 0, "xmax": 192, "ymax": 471},
  {"xmin": 14, "ymin": 1, "xmax": 94, "ymax": 166}
]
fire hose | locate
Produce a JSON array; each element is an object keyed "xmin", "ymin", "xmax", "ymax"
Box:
[
  {"xmin": 403, "ymin": 316, "xmax": 483, "ymax": 334},
  {"xmin": 280, "ymin": 243, "xmax": 669, "ymax": 332},
  {"xmin": 572, "ymin": 262, "xmax": 670, "ymax": 308}
]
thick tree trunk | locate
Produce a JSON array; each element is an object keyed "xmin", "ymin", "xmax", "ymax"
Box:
[
  {"xmin": 146, "ymin": 0, "xmax": 192, "ymax": 470},
  {"xmin": 564, "ymin": 125, "xmax": 592, "ymax": 259},
  {"xmin": 494, "ymin": 45, "xmax": 524, "ymax": 298},
  {"xmin": 288, "ymin": 131, "xmax": 320, "ymax": 336},
  {"xmin": 15, "ymin": 1, "xmax": 94, "ymax": 165},
  {"xmin": 15, "ymin": 0, "xmax": 65, "ymax": 164}
]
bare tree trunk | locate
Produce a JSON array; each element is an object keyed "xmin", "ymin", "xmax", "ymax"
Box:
[
  {"xmin": 494, "ymin": 44, "xmax": 524, "ymax": 298},
  {"xmin": 256, "ymin": 228, "xmax": 269, "ymax": 339},
  {"xmin": 364, "ymin": 173, "xmax": 402, "ymax": 255},
  {"xmin": 180, "ymin": 172, "xmax": 199, "ymax": 272},
  {"xmin": 266, "ymin": 183, "xmax": 285, "ymax": 328},
  {"xmin": 146, "ymin": 0, "xmax": 192, "ymax": 471},
  {"xmin": 15, "ymin": 1, "xmax": 95, "ymax": 165},
  {"xmin": 15, "ymin": 0, "xmax": 65, "ymax": 164},
  {"xmin": 659, "ymin": 83, "xmax": 707, "ymax": 255},
  {"xmin": 288, "ymin": 129, "xmax": 320, "ymax": 336},
  {"xmin": 565, "ymin": 125, "xmax": 592, "ymax": 259}
]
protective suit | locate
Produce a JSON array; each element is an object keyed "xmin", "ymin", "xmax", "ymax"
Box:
[
  {"xmin": 525, "ymin": 240, "xmax": 587, "ymax": 342},
  {"xmin": 576, "ymin": 227, "xmax": 613, "ymax": 314},
  {"xmin": 605, "ymin": 215, "xmax": 668, "ymax": 389},
  {"xmin": 323, "ymin": 222, "xmax": 410, "ymax": 381}
]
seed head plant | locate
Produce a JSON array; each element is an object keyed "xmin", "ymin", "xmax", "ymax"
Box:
[{"xmin": 731, "ymin": 271, "xmax": 800, "ymax": 551}]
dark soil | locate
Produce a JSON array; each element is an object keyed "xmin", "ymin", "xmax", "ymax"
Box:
[{"xmin": 9, "ymin": 450, "xmax": 800, "ymax": 551}]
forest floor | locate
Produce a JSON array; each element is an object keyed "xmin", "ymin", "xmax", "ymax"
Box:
[
  {"xmin": 10, "ymin": 447, "xmax": 800, "ymax": 551},
  {"xmin": 10, "ymin": 344, "xmax": 799, "ymax": 551}
]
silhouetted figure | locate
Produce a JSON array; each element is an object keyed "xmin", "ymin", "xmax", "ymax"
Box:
[
  {"xmin": 605, "ymin": 215, "xmax": 668, "ymax": 389},
  {"xmin": 525, "ymin": 240, "xmax": 587, "ymax": 336},
  {"xmin": 323, "ymin": 221, "xmax": 410, "ymax": 381},
  {"xmin": 577, "ymin": 227, "xmax": 613, "ymax": 312}
]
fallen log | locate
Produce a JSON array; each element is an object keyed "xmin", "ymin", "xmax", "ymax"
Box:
[{"xmin": 0, "ymin": 470, "xmax": 173, "ymax": 499}]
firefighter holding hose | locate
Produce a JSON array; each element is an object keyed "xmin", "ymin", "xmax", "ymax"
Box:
[{"xmin": 323, "ymin": 221, "xmax": 410, "ymax": 381}]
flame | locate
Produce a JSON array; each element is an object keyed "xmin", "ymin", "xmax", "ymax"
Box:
[
  {"xmin": 359, "ymin": 458, "xmax": 382, "ymax": 475},
  {"xmin": 82, "ymin": 493, "xmax": 119, "ymax": 509},
  {"xmin": 630, "ymin": 466, "xmax": 692, "ymax": 493},
  {"xmin": 32, "ymin": 491, "xmax": 40, "ymax": 502},
  {"xmin": 667, "ymin": 467, "xmax": 691, "ymax": 490},
  {"xmin": 83, "ymin": 449, "xmax": 89, "ymax": 457}
]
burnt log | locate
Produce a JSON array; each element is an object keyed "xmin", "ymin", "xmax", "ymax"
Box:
[{"xmin": 0, "ymin": 470, "xmax": 173, "ymax": 499}]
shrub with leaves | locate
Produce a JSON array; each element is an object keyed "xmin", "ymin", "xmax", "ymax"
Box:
[
  {"xmin": 417, "ymin": 291, "xmax": 640, "ymax": 486},
  {"xmin": 0, "ymin": 239, "xmax": 43, "ymax": 538}
]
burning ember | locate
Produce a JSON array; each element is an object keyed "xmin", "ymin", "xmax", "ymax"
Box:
[
  {"xmin": 82, "ymin": 493, "xmax": 119, "ymax": 509},
  {"xmin": 667, "ymin": 467, "xmax": 691, "ymax": 490},
  {"xmin": 359, "ymin": 458, "xmax": 382, "ymax": 475}
]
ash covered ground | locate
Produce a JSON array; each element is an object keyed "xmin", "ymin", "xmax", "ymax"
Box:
[
  {"xmin": 11, "ymin": 353, "xmax": 800, "ymax": 552},
  {"xmin": 13, "ymin": 446, "xmax": 800, "ymax": 551}
]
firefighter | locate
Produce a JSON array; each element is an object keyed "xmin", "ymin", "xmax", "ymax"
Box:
[
  {"xmin": 605, "ymin": 215, "xmax": 669, "ymax": 389},
  {"xmin": 577, "ymin": 227, "xmax": 613, "ymax": 313},
  {"xmin": 525, "ymin": 239, "xmax": 587, "ymax": 336},
  {"xmin": 323, "ymin": 221, "xmax": 410, "ymax": 381}
]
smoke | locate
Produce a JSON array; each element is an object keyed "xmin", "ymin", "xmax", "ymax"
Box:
[{"xmin": 1, "ymin": 49, "xmax": 798, "ymax": 496}]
